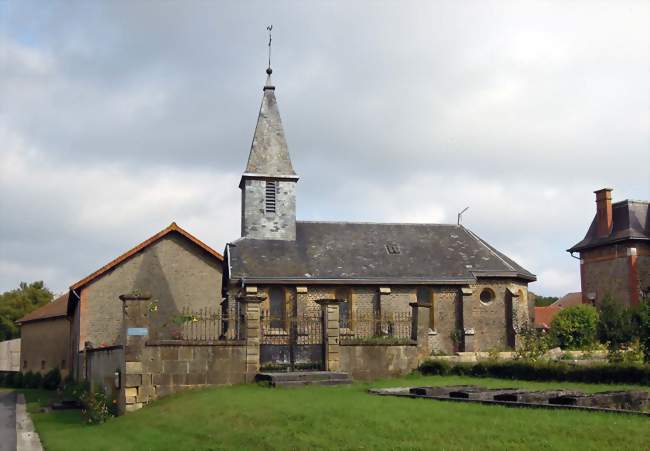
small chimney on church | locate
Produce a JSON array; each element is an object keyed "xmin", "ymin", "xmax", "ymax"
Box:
[{"xmin": 594, "ymin": 188, "xmax": 613, "ymax": 237}]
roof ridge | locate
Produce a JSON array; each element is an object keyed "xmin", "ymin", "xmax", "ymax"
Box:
[
  {"xmin": 70, "ymin": 223, "xmax": 223, "ymax": 291},
  {"xmin": 297, "ymin": 220, "xmax": 459, "ymax": 227}
]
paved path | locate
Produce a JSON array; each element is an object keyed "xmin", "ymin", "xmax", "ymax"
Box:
[{"xmin": 0, "ymin": 390, "xmax": 17, "ymax": 451}]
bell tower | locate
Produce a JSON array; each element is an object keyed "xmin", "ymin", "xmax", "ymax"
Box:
[{"xmin": 239, "ymin": 66, "xmax": 299, "ymax": 241}]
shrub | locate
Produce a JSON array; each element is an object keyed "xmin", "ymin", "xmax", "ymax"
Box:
[
  {"xmin": 0, "ymin": 373, "xmax": 5, "ymax": 386},
  {"xmin": 4, "ymin": 372, "xmax": 15, "ymax": 387},
  {"xmin": 12, "ymin": 372, "xmax": 24, "ymax": 388},
  {"xmin": 418, "ymin": 359, "xmax": 650, "ymax": 385},
  {"xmin": 515, "ymin": 326, "xmax": 550, "ymax": 361},
  {"xmin": 598, "ymin": 295, "xmax": 639, "ymax": 352},
  {"xmin": 42, "ymin": 368, "xmax": 61, "ymax": 390},
  {"xmin": 640, "ymin": 296, "xmax": 650, "ymax": 363},
  {"xmin": 80, "ymin": 388, "xmax": 115, "ymax": 425},
  {"xmin": 549, "ymin": 305, "xmax": 599, "ymax": 349}
]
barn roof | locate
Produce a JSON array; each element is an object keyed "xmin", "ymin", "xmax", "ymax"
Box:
[{"xmin": 16, "ymin": 293, "xmax": 69, "ymax": 324}]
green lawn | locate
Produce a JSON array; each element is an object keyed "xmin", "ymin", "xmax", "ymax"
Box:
[{"xmin": 18, "ymin": 375, "xmax": 650, "ymax": 451}]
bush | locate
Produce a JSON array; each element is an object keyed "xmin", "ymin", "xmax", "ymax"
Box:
[
  {"xmin": 515, "ymin": 326, "xmax": 551, "ymax": 361},
  {"xmin": 639, "ymin": 296, "xmax": 650, "ymax": 363},
  {"xmin": 418, "ymin": 359, "xmax": 650, "ymax": 385},
  {"xmin": 0, "ymin": 372, "xmax": 5, "ymax": 386},
  {"xmin": 22, "ymin": 371, "xmax": 43, "ymax": 389},
  {"xmin": 549, "ymin": 305, "xmax": 599, "ymax": 349},
  {"xmin": 13, "ymin": 372, "xmax": 24, "ymax": 388},
  {"xmin": 598, "ymin": 296, "xmax": 640, "ymax": 353},
  {"xmin": 80, "ymin": 388, "xmax": 115, "ymax": 425},
  {"xmin": 42, "ymin": 368, "xmax": 62, "ymax": 390},
  {"xmin": 4, "ymin": 372, "xmax": 15, "ymax": 387}
]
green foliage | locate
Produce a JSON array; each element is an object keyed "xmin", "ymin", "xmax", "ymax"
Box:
[
  {"xmin": 42, "ymin": 368, "xmax": 62, "ymax": 390},
  {"xmin": 80, "ymin": 388, "xmax": 115, "ymax": 425},
  {"xmin": 532, "ymin": 293, "xmax": 559, "ymax": 307},
  {"xmin": 549, "ymin": 305, "xmax": 599, "ymax": 350},
  {"xmin": 514, "ymin": 326, "xmax": 551, "ymax": 361},
  {"xmin": 639, "ymin": 296, "xmax": 650, "ymax": 363},
  {"xmin": 13, "ymin": 371, "xmax": 24, "ymax": 388},
  {"xmin": 597, "ymin": 295, "xmax": 640, "ymax": 353},
  {"xmin": 0, "ymin": 281, "xmax": 54, "ymax": 340},
  {"xmin": 23, "ymin": 371, "xmax": 43, "ymax": 389},
  {"xmin": 419, "ymin": 359, "xmax": 650, "ymax": 385}
]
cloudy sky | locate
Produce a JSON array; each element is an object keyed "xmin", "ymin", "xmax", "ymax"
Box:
[{"xmin": 1, "ymin": 1, "xmax": 648, "ymax": 296}]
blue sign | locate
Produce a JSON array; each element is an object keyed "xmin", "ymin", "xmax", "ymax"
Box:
[{"xmin": 127, "ymin": 327, "xmax": 148, "ymax": 336}]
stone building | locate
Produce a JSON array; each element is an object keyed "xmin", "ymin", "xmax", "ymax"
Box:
[
  {"xmin": 568, "ymin": 188, "xmax": 650, "ymax": 307},
  {"xmin": 67, "ymin": 222, "xmax": 224, "ymax": 379},
  {"xmin": 16, "ymin": 293, "xmax": 71, "ymax": 375},
  {"xmin": 223, "ymin": 69, "xmax": 536, "ymax": 366}
]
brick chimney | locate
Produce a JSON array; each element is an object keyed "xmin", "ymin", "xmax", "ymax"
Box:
[{"xmin": 594, "ymin": 188, "xmax": 613, "ymax": 237}]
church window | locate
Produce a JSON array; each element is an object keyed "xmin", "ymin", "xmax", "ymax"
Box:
[
  {"xmin": 480, "ymin": 288, "xmax": 495, "ymax": 304},
  {"xmin": 336, "ymin": 287, "xmax": 352, "ymax": 328},
  {"xmin": 265, "ymin": 181, "xmax": 277, "ymax": 214},
  {"xmin": 269, "ymin": 286, "xmax": 286, "ymax": 328}
]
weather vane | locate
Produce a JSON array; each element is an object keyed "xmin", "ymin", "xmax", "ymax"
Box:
[{"xmin": 266, "ymin": 25, "xmax": 273, "ymax": 74}]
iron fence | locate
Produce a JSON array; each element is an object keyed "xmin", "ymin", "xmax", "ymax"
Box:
[
  {"xmin": 339, "ymin": 311, "xmax": 414, "ymax": 345},
  {"xmin": 260, "ymin": 310, "xmax": 323, "ymax": 345},
  {"xmin": 174, "ymin": 306, "xmax": 245, "ymax": 341}
]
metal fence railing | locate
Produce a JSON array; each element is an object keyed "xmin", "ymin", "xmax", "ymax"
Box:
[
  {"xmin": 339, "ymin": 311, "xmax": 413, "ymax": 345},
  {"xmin": 173, "ymin": 306, "xmax": 244, "ymax": 341}
]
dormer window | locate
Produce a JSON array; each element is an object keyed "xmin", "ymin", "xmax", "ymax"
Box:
[{"xmin": 265, "ymin": 181, "xmax": 277, "ymax": 214}]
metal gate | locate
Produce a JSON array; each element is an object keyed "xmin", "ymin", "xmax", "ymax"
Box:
[{"xmin": 260, "ymin": 311, "xmax": 324, "ymax": 371}]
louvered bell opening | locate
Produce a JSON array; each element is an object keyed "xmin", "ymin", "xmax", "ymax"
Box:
[{"xmin": 265, "ymin": 181, "xmax": 277, "ymax": 214}]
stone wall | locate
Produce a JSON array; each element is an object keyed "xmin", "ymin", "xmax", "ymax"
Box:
[
  {"xmin": 0, "ymin": 339, "xmax": 20, "ymax": 372},
  {"xmin": 583, "ymin": 252, "xmax": 632, "ymax": 306},
  {"xmin": 241, "ymin": 178, "xmax": 296, "ymax": 240},
  {"xmin": 339, "ymin": 345, "xmax": 419, "ymax": 380},
  {"xmin": 76, "ymin": 232, "xmax": 222, "ymax": 353},
  {"xmin": 123, "ymin": 343, "xmax": 246, "ymax": 408},
  {"xmin": 20, "ymin": 318, "xmax": 70, "ymax": 375}
]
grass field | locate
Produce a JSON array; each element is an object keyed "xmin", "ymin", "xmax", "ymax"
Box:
[{"xmin": 18, "ymin": 374, "xmax": 650, "ymax": 451}]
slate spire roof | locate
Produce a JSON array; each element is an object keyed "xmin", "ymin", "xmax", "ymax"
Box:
[{"xmin": 241, "ymin": 69, "xmax": 298, "ymax": 184}]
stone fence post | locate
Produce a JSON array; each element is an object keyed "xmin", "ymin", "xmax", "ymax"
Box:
[
  {"xmin": 410, "ymin": 301, "xmax": 432, "ymax": 360},
  {"xmin": 236, "ymin": 293, "xmax": 265, "ymax": 381},
  {"xmin": 119, "ymin": 292, "xmax": 153, "ymax": 414},
  {"xmin": 315, "ymin": 299, "xmax": 342, "ymax": 372}
]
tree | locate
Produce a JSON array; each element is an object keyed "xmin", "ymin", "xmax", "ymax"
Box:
[
  {"xmin": 640, "ymin": 295, "xmax": 650, "ymax": 363},
  {"xmin": 549, "ymin": 304, "xmax": 599, "ymax": 350},
  {"xmin": 597, "ymin": 295, "xmax": 639, "ymax": 351},
  {"xmin": 0, "ymin": 281, "xmax": 54, "ymax": 340}
]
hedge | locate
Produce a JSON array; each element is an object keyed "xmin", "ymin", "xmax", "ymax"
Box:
[{"xmin": 418, "ymin": 359, "xmax": 650, "ymax": 385}]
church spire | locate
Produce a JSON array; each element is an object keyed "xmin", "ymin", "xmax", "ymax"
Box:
[{"xmin": 239, "ymin": 32, "xmax": 298, "ymax": 241}]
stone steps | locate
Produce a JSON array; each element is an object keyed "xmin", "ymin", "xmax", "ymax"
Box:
[{"xmin": 255, "ymin": 371, "xmax": 352, "ymax": 387}]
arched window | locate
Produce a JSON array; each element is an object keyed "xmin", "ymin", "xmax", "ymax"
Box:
[
  {"xmin": 269, "ymin": 287, "xmax": 286, "ymax": 328},
  {"xmin": 336, "ymin": 287, "xmax": 352, "ymax": 328}
]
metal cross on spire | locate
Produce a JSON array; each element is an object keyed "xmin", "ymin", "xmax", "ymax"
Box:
[{"xmin": 266, "ymin": 25, "xmax": 273, "ymax": 75}]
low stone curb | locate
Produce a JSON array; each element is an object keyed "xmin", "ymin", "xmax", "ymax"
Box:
[{"xmin": 16, "ymin": 394, "xmax": 43, "ymax": 451}]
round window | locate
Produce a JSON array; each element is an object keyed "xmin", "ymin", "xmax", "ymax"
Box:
[{"xmin": 480, "ymin": 288, "xmax": 495, "ymax": 304}]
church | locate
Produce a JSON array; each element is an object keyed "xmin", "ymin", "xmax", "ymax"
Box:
[{"xmin": 223, "ymin": 67, "xmax": 536, "ymax": 368}]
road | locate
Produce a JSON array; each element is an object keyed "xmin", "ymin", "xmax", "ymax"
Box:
[{"xmin": 0, "ymin": 390, "xmax": 16, "ymax": 451}]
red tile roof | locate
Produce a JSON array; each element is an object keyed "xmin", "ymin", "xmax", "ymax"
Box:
[
  {"xmin": 552, "ymin": 292, "xmax": 582, "ymax": 308},
  {"xmin": 16, "ymin": 293, "xmax": 69, "ymax": 324},
  {"xmin": 534, "ymin": 306, "xmax": 562, "ymax": 330},
  {"xmin": 70, "ymin": 222, "xmax": 223, "ymax": 292}
]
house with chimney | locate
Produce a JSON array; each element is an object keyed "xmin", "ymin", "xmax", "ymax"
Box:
[{"xmin": 568, "ymin": 188, "xmax": 650, "ymax": 307}]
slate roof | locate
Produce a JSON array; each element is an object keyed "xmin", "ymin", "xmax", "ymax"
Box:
[
  {"xmin": 16, "ymin": 293, "xmax": 69, "ymax": 324},
  {"xmin": 227, "ymin": 221, "xmax": 536, "ymax": 284},
  {"xmin": 568, "ymin": 200, "xmax": 650, "ymax": 253},
  {"xmin": 241, "ymin": 74, "xmax": 297, "ymax": 182}
]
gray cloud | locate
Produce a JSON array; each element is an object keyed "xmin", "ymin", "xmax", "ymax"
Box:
[{"xmin": 1, "ymin": 0, "xmax": 648, "ymax": 296}]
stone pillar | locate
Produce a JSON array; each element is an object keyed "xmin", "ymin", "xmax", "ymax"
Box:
[
  {"xmin": 119, "ymin": 292, "xmax": 152, "ymax": 414},
  {"xmin": 315, "ymin": 299, "xmax": 342, "ymax": 372},
  {"xmin": 460, "ymin": 287, "xmax": 475, "ymax": 352},
  {"xmin": 507, "ymin": 287, "xmax": 521, "ymax": 349},
  {"xmin": 236, "ymin": 293, "xmax": 265, "ymax": 381},
  {"xmin": 410, "ymin": 301, "xmax": 432, "ymax": 360}
]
